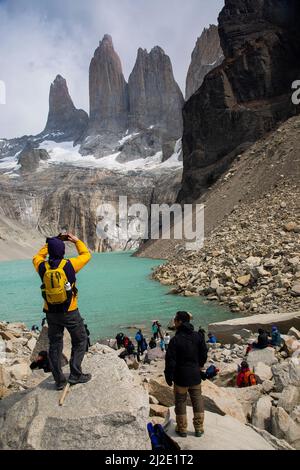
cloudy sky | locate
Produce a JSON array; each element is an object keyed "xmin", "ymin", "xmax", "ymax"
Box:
[{"xmin": 0, "ymin": 0, "xmax": 224, "ymax": 139}]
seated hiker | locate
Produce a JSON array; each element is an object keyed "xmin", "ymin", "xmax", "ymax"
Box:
[
  {"xmin": 207, "ymin": 332, "xmax": 217, "ymax": 344},
  {"xmin": 253, "ymin": 328, "xmax": 270, "ymax": 350},
  {"xmin": 205, "ymin": 364, "xmax": 219, "ymax": 380},
  {"xmin": 271, "ymin": 325, "xmax": 282, "ymax": 347},
  {"xmin": 149, "ymin": 337, "xmax": 157, "ymax": 349},
  {"xmin": 165, "ymin": 311, "xmax": 208, "ymax": 438},
  {"xmin": 33, "ymin": 233, "xmax": 92, "ymax": 390},
  {"xmin": 237, "ymin": 361, "xmax": 257, "ymax": 388},
  {"xmin": 116, "ymin": 332, "xmax": 125, "ymax": 349},
  {"xmin": 126, "ymin": 340, "xmax": 140, "ymax": 362},
  {"xmin": 30, "ymin": 350, "xmax": 51, "ymax": 373}
]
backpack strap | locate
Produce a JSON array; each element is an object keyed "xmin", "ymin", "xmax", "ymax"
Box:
[{"xmin": 58, "ymin": 259, "xmax": 67, "ymax": 270}]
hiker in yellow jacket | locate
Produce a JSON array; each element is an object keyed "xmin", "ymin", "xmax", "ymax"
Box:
[{"xmin": 33, "ymin": 233, "xmax": 92, "ymax": 390}]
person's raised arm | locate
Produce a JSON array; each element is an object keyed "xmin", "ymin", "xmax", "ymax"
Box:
[
  {"xmin": 32, "ymin": 243, "xmax": 48, "ymax": 272},
  {"xmin": 67, "ymin": 233, "xmax": 92, "ymax": 273}
]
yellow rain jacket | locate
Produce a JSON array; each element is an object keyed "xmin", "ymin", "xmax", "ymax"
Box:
[{"xmin": 33, "ymin": 239, "xmax": 91, "ymax": 312}]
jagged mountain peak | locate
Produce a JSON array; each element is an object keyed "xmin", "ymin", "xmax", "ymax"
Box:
[
  {"xmin": 43, "ymin": 74, "xmax": 88, "ymax": 141},
  {"xmin": 186, "ymin": 24, "xmax": 223, "ymax": 100}
]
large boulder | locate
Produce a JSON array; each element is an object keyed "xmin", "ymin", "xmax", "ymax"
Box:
[
  {"xmin": 247, "ymin": 348, "xmax": 277, "ymax": 369},
  {"xmin": 144, "ymin": 348, "xmax": 165, "ymax": 364},
  {"xmin": 271, "ymin": 406, "xmax": 300, "ymax": 449},
  {"xmin": 7, "ymin": 362, "xmax": 31, "ymax": 382},
  {"xmin": 252, "ymin": 396, "xmax": 273, "ymax": 432},
  {"xmin": 148, "ymin": 377, "xmax": 245, "ymax": 422},
  {"xmin": 201, "ymin": 380, "xmax": 246, "ymax": 423},
  {"xmin": 253, "ymin": 362, "xmax": 273, "ymax": 382},
  {"xmin": 18, "ymin": 145, "xmax": 49, "ymax": 173},
  {"xmin": 0, "ymin": 348, "xmax": 150, "ymax": 450},
  {"xmin": 165, "ymin": 407, "xmax": 275, "ymax": 450},
  {"xmin": 208, "ymin": 312, "xmax": 300, "ymax": 344},
  {"xmin": 278, "ymin": 385, "xmax": 300, "ymax": 414},
  {"xmin": 213, "ymin": 363, "xmax": 238, "ymax": 387},
  {"xmin": 272, "ymin": 358, "xmax": 300, "ymax": 392},
  {"xmin": 223, "ymin": 385, "xmax": 264, "ymax": 419},
  {"xmin": 148, "ymin": 377, "xmax": 174, "ymax": 407}
]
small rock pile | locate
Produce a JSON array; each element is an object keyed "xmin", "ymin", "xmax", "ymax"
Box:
[
  {"xmin": 153, "ymin": 182, "xmax": 300, "ymax": 315},
  {"xmin": 0, "ymin": 321, "xmax": 39, "ymax": 398}
]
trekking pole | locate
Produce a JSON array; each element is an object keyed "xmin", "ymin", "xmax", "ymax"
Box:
[{"xmin": 59, "ymin": 383, "xmax": 70, "ymax": 406}]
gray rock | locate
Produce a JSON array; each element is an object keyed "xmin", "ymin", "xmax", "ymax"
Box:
[
  {"xmin": 254, "ymin": 362, "xmax": 273, "ymax": 382},
  {"xmin": 208, "ymin": 312, "xmax": 300, "ymax": 344},
  {"xmin": 246, "ymin": 424, "xmax": 295, "ymax": 450},
  {"xmin": 223, "ymin": 385, "xmax": 264, "ymax": 419},
  {"xmin": 262, "ymin": 380, "xmax": 275, "ymax": 393},
  {"xmin": 165, "ymin": 407, "xmax": 274, "ymax": 450},
  {"xmin": 278, "ymin": 385, "xmax": 300, "ymax": 414},
  {"xmin": 288, "ymin": 327, "xmax": 300, "ymax": 340},
  {"xmin": 271, "ymin": 406, "xmax": 300, "ymax": 449},
  {"xmin": 272, "ymin": 359, "xmax": 300, "ymax": 392},
  {"xmin": 252, "ymin": 396, "xmax": 272, "ymax": 432},
  {"xmin": 18, "ymin": 144, "xmax": 49, "ymax": 173},
  {"xmin": 247, "ymin": 348, "xmax": 277, "ymax": 369},
  {"xmin": 0, "ymin": 350, "xmax": 150, "ymax": 450}
]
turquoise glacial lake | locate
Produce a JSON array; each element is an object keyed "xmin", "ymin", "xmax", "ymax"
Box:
[{"xmin": 0, "ymin": 252, "xmax": 233, "ymax": 341}]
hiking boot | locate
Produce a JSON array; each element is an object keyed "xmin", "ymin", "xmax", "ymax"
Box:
[
  {"xmin": 68, "ymin": 373, "xmax": 92, "ymax": 385},
  {"xmin": 175, "ymin": 415, "xmax": 188, "ymax": 438},
  {"xmin": 56, "ymin": 379, "xmax": 67, "ymax": 391},
  {"xmin": 195, "ymin": 431, "xmax": 204, "ymax": 437}
]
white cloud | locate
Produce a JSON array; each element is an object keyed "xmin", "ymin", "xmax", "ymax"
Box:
[{"xmin": 0, "ymin": 0, "xmax": 224, "ymax": 138}]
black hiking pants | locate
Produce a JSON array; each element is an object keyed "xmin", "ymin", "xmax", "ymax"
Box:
[{"xmin": 46, "ymin": 309, "xmax": 87, "ymax": 384}]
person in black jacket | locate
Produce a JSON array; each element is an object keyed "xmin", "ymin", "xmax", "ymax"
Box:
[{"xmin": 164, "ymin": 311, "xmax": 208, "ymax": 438}]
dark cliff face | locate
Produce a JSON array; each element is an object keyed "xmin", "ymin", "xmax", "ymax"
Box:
[
  {"xmin": 185, "ymin": 25, "xmax": 223, "ymax": 101},
  {"xmin": 128, "ymin": 46, "xmax": 184, "ymax": 140},
  {"xmin": 44, "ymin": 75, "xmax": 88, "ymax": 141},
  {"xmin": 88, "ymin": 34, "xmax": 129, "ymax": 135},
  {"xmin": 179, "ymin": 0, "xmax": 300, "ymax": 203}
]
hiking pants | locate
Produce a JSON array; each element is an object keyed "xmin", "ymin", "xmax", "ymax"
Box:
[
  {"xmin": 137, "ymin": 341, "xmax": 143, "ymax": 355},
  {"xmin": 174, "ymin": 383, "xmax": 204, "ymax": 432},
  {"xmin": 46, "ymin": 309, "xmax": 87, "ymax": 384}
]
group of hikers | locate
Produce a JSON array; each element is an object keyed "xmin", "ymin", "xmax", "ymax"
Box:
[{"xmin": 31, "ymin": 232, "xmax": 285, "ymax": 439}]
